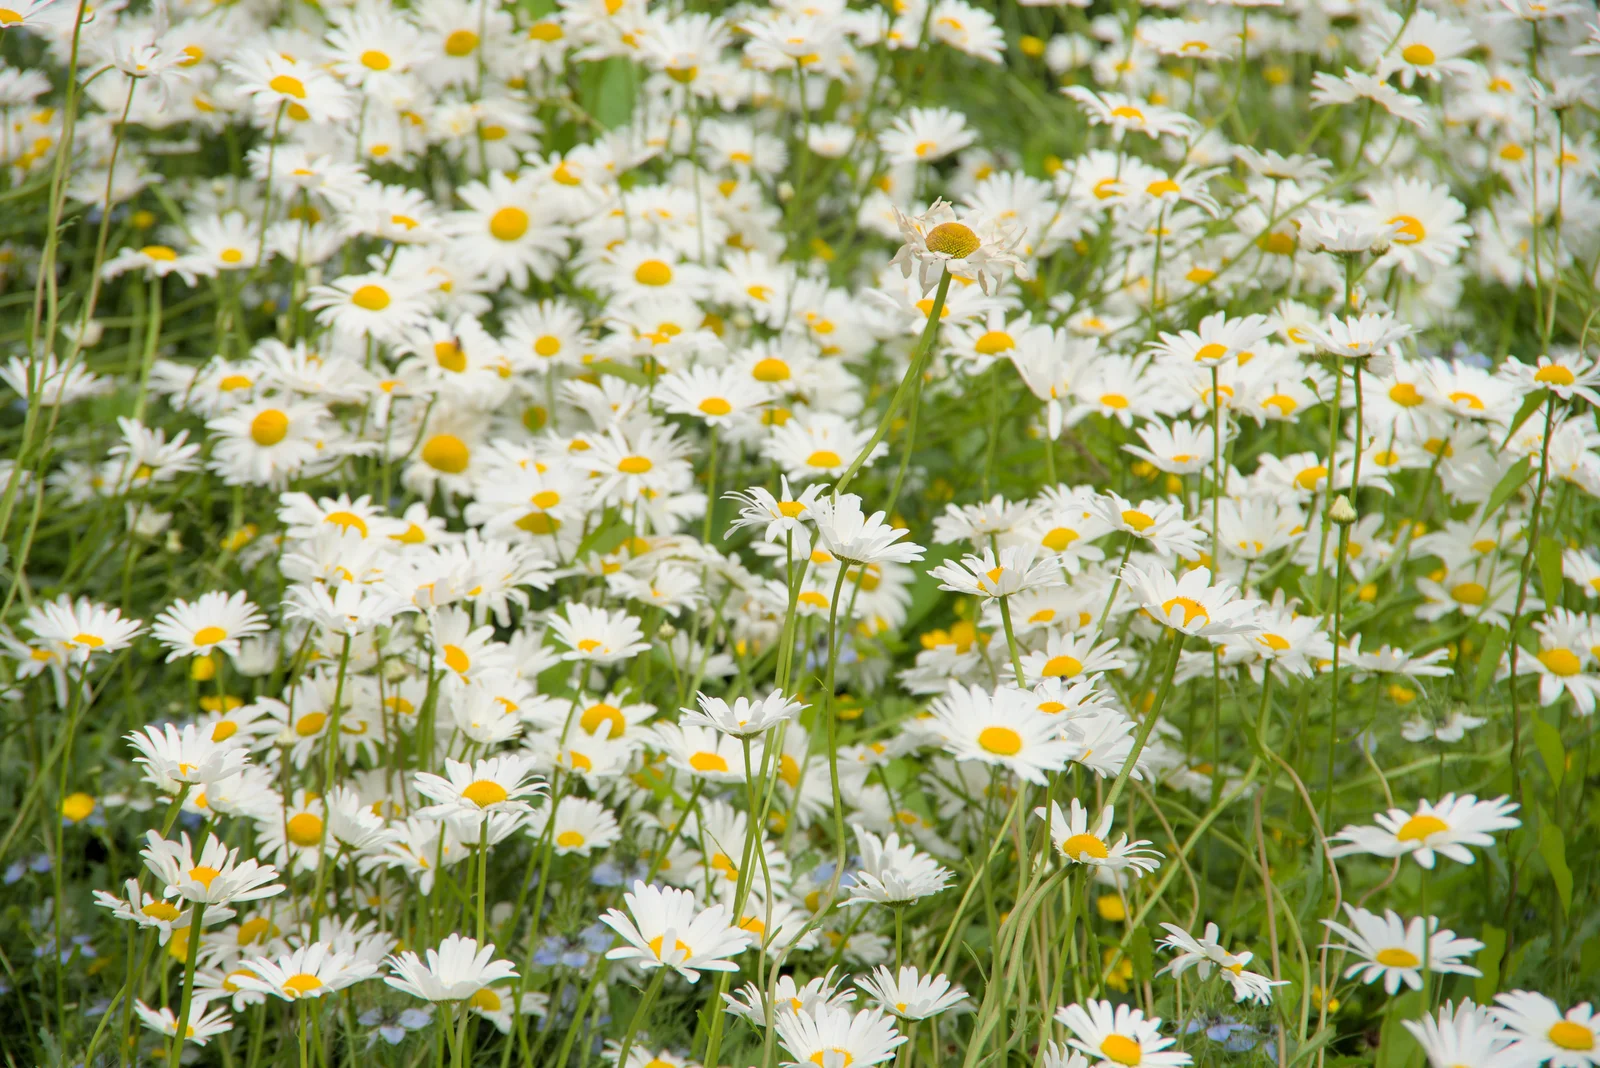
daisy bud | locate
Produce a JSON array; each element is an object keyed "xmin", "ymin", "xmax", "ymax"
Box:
[{"xmin": 1330, "ymin": 495, "xmax": 1357, "ymax": 526}]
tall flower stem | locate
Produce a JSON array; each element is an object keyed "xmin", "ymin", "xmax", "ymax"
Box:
[
  {"xmin": 1106, "ymin": 628, "xmax": 1186, "ymax": 808},
  {"xmin": 613, "ymin": 968, "xmax": 666, "ymax": 1068},
  {"xmin": 1321, "ymin": 518, "xmax": 1351, "ymax": 831},
  {"xmin": 167, "ymin": 902, "xmax": 208, "ymax": 1068}
]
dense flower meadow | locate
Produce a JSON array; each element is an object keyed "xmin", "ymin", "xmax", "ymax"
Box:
[{"xmin": 3, "ymin": 0, "xmax": 1600, "ymax": 1064}]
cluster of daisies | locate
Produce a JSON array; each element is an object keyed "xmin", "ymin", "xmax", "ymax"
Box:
[{"xmin": 4, "ymin": 0, "xmax": 1600, "ymax": 1064}]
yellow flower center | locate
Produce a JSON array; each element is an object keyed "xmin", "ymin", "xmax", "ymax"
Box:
[
  {"xmin": 220, "ymin": 248, "xmax": 244, "ymax": 264},
  {"xmin": 1099, "ymin": 1034, "xmax": 1143, "ymax": 1066},
  {"xmin": 1194, "ymin": 342, "xmax": 1228, "ymax": 362},
  {"xmin": 555, "ymin": 830, "xmax": 586, "ymax": 849},
  {"xmin": 360, "ymin": 49, "xmax": 391, "ymax": 70},
  {"xmin": 808, "ymin": 1051, "xmax": 853, "ymax": 1067},
  {"xmin": 618, "ymin": 455, "xmax": 653, "ymax": 474},
  {"xmin": 1400, "ymin": 42, "xmax": 1435, "ymax": 65},
  {"xmin": 924, "ymin": 221, "xmax": 982, "ymax": 257},
  {"xmin": 1536, "ymin": 365, "xmax": 1576, "ymax": 386},
  {"xmin": 647, "ymin": 934, "xmax": 691, "ymax": 960},
  {"xmin": 1062, "ymin": 833, "xmax": 1110, "ymax": 860},
  {"xmin": 529, "ymin": 20, "xmax": 563, "ymax": 41},
  {"xmin": 142, "ymin": 900, "xmax": 182, "ymax": 922},
  {"xmin": 1043, "ymin": 655, "xmax": 1083, "ymax": 678},
  {"xmin": 282, "ymin": 973, "xmax": 323, "ymax": 998},
  {"xmin": 1449, "ymin": 581, "xmax": 1486, "ymax": 606},
  {"xmin": 1294, "ymin": 465, "xmax": 1328, "ymax": 490},
  {"xmin": 294, "ymin": 711, "xmax": 327, "ymax": 737},
  {"xmin": 422, "ymin": 433, "xmax": 470, "ymax": 474},
  {"xmin": 250, "ymin": 409, "xmax": 289, "ymax": 446},
  {"xmin": 489, "ymin": 207, "xmax": 529, "ymax": 241},
  {"xmin": 462, "ymin": 780, "xmax": 509, "ymax": 807},
  {"xmin": 1549, "ymin": 1022, "xmax": 1596, "ymax": 1051},
  {"xmin": 1161, "ymin": 596, "xmax": 1209, "ymax": 627},
  {"xmin": 1539, "ymin": 648, "xmax": 1582, "ymax": 676},
  {"xmin": 1121, "ymin": 509, "xmax": 1155, "ymax": 532},
  {"xmin": 1388, "ymin": 382, "xmax": 1423, "ymax": 406},
  {"xmin": 1388, "ymin": 214, "xmax": 1426, "ymax": 244},
  {"xmin": 690, "ymin": 751, "xmax": 730, "ymax": 773},
  {"xmin": 806, "ymin": 449, "xmax": 842, "ymax": 468},
  {"xmin": 268, "ymin": 74, "xmax": 306, "ymax": 98},
  {"xmin": 188, "ymin": 865, "xmax": 222, "ymax": 888},
  {"xmin": 469, "ymin": 987, "xmax": 503, "ymax": 1011},
  {"xmin": 698, "ymin": 397, "xmax": 732, "ymax": 416},
  {"xmin": 973, "ymin": 331, "xmax": 1014, "ymax": 355},
  {"xmin": 286, "ymin": 813, "xmax": 324, "ymax": 847},
  {"xmin": 192, "ymin": 626, "xmax": 227, "ymax": 647},
  {"xmin": 351, "ymin": 284, "xmax": 390, "ymax": 311},
  {"xmin": 62, "ymin": 792, "xmax": 96, "ymax": 822},
  {"xmin": 581, "ymin": 702, "xmax": 627, "ymax": 738},
  {"xmin": 634, "ymin": 259, "xmax": 673, "ymax": 286},
  {"xmin": 752, "ymin": 357, "xmax": 791, "ymax": 382},
  {"xmin": 1375, "ymin": 947, "xmax": 1420, "ymax": 968},
  {"xmin": 444, "ymin": 29, "xmax": 479, "ymax": 55},
  {"xmin": 442, "ymin": 644, "xmax": 471, "ymax": 674},
  {"xmin": 977, "ymin": 726, "xmax": 1023, "ymax": 756},
  {"xmin": 1396, "ymin": 814, "xmax": 1448, "ymax": 842},
  {"xmin": 1259, "ymin": 633, "xmax": 1290, "ymax": 651}
]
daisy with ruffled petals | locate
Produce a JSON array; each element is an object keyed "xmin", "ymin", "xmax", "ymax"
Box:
[
  {"xmin": 1157, "ymin": 922, "xmax": 1283, "ymax": 1005},
  {"xmin": 1329, "ymin": 794, "xmax": 1521, "ymax": 868},
  {"xmin": 855, "ymin": 966, "xmax": 969, "ymax": 1020},
  {"xmin": 888, "ymin": 198, "xmax": 1030, "ymax": 295},
  {"xmin": 843, "ymin": 826, "xmax": 954, "ymax": 907},
  {"xmin": 1036, "ymin": 800, "xmax": 1162, "ymax": 875},
  {"xmin": 384, "ymin": 933, "xmax": 518, "ymax": 1001},
  {"xmin": 141, "ymin": 831, "xmax": 284, "ymax": 906},
  {"xmin": 1124, "ymin": 564, "xmax": 1263, "ymax": 640},
  {"xmin": 810, "ymin": 493, "xmax": 925, "ymax": 566},
  {"xmin": 1055, "ymin": 999, "xmax": 1190, "ymax": 1067},
  {"xmin": 600, "ymin": 880, "xmax": 753, "ymax": 983},
  {"xmin": 134, "ymin": 997, "xmax": 234, "ymax": 1047},
  {"xmin": 126, "ymin": 723, "xmax": 250, "ymax": 791},
  {"xmin": 150, "ymin": 590, "xmax": 268, "ymax": 662}
]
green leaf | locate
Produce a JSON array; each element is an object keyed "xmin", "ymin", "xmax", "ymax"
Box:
[
  {"xmin": 1539, "ymin": 820, "xmax": 1573, "ymax": 915},
  {"xmin": 1474, "ymin": 629, "xmax": 1506, "ymax": 698},
  {"xmin": 1581, "ymin": 935, "xmax": 1600, "ymax": 977},
  {"xmin": 1376, "ymin": 991, "xmax": 1425, "ymax": 1068},
  {"xmin": 1534, "ymin": 716, "xmax": 1565, "ymax": 789},
  {"xmin": 1484, "ymin": 456, "xmax": 1533, "ymax": 517},
  {"xmin": 1474, "ymin": 925, "xmax": 1506, "ymax": 1003},
  {"xmin": 1129, "ymin": 925, "xmax": 1153, "ymax": 978},
  {"xmin": 1501, "ymin": 388, "xmax": 1549, "ymax": 447},
  {"xmin": 1538, "ymin": 535, "xmax": 1565, "ymax": 610}
]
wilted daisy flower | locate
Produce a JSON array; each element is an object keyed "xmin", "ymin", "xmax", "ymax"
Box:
[
  {"xmin": 1322, "ymin": 906, "xmax": 1483, "ymax": 994},
  {"xmin": 1329, "ymin": 794, "xmax": 1521, "ymax": 868},
  {"xmin": 1036, "ymin": 800, "xmax": 1163, "ymax": 875},
  {"xmin": 1157, "ymin": 922, "xmax": 1283, "ymax": 1005},
  {"xmin": 888, "ymin": 198, "xmax": 1030, "ymax": 295},
  {"xmin": 600, "ymin": 880, "xmax": 753, "ymax": 983}
]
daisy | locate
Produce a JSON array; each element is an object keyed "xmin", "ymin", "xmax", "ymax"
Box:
[
  {"xmin": 24, "ymin": 596, "xmax": 143, "ymax": 663},
  {"xmin": 1365, "ymin": 178, "xmax": 1472, "ymax": 275},
  {"xmin": 1123, "ymin": 422, "xmax": 1219, "ymax": 476},
  {"xmin": 1493, "ymin": 991, "xmax": 1600, "ymax": 1067},
  {"xmin": 303, "ymin": 271, "xmax": 429, "ymax": 344},
  {"xmin": 548, "ymin": 604, "xmax": 650, "ymax": 664},
  {"xmin": 134, "ymin": 997, "xmax": 234, "ymax": 1047},
  {"xmin": 600, "ymin": 880, "xmax": 753, "ymax": 983},
  {"xmin": 1062, "ymin": 87, "xmax": 1198, "ymax": 140},
  {"xmin": 141, "ymin": 831, "xmax": 283, "ymax": 907},
  {"xmin": 1329, "ymin": 794, "xmax": 1521, "ymax": 868},
  {"xmin": 232, "ymin": 943, "xmax": 377, "ymax": 1001},
  {"xmin": 150, "ymin": 591, "xmax": 268, "ymax": 662},
  {"xmin": 126, "ymin": 723, "xmax": 250, "ymax": 791},
  {"xmin": 810, "ymin": 493, "xmax": 925, "ymax": 566},
  {"xmin": 930, "ymin": 544, "xmax": 1062, "ymax": 600},
  {"xmin": 887, "ymin": 198, "xmax": 1030, "ymax": 295},
  {"xmin": 680, "ymin": 691, "xmax": 805, "ymax": 739},
  {"xmin": 765, "ymin": 414, "xmax": 884, "ymax": 482},
  {"xmin": 656, "ymin": 366, "xmax": 769, "ymax": 426},
  {"xmin": 1157, "ymin": 922, "xmax": 1283, "ymax": 1005},
  {"xmin": 843, "ymin": 826, "xmax": 954, "ymax": 907},
  {"xmin": 855, "ymin": 966, "xmax": 969, "ymax": 1020},
  {"xmin": 1056, "ymin": 1000, "xmax": 1190, "ymax": 1067},
  {"xmin": 1311, "ymin": 68, "xmax": 1428, "ymax": 127},
  {"xmin": 878, "ymin": 106, "xmax": 975, "ymax": 165},
  {"xmin": 929, "ymin": 683, "xmax": 1076, "ymax": 784},
  {"xmin": 1036, "ymin": 800, "xmax": 1162, "ymax": 875},
  {"xmin": 651, "ymin": 723, "xmax": 758, "ymax": 783},
  {"xmin": 1402, "ymin": 1000, "xmax": 1512, "ymax": 1068},
  {"xmin": 206, "ymin": 399, "xmax": 328, "ymax": 487},
  {"xmin": 226, "ymin": 48, "xmax": 354, "ymax": 124},
  {"xmin": 774, "ymin": 1004, "xmax": 906, "ymax": 1068},
  {"xmin": 1369, "ymin": 9, "xmax": 1477, "ymax": 86},
  {"xmin": 526, "ymin": 797, "xmax": 622, "ymax": 856},
  {"xmin": 1322, "ymin": 906, "xmax": 1483, "ymax": 995},
  {"xmin": 384, "ymin": 934, "xmax": 518, "ymax": 1001},
  {"xmin": 414, "ymin": 754, "xmax": 545, "ymax": 822},
  {"xmin": 1124, "ymin": 564, "xmax": 1263, "ymax": 640},
  {"xmin": 1093, "ymin": 495, "xmax": 1206, "ymax": 560}
]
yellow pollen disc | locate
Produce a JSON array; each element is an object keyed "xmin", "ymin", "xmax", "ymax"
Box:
[
  {"xmin": 1448, "ymin": 390, "xmax": 1484, "ymax": 411},
  {"xmin": 350, "ymin": 284, "xmax": 390, "ymax": 310},
  {"xmin": 1396, "ymin": 813, "xmax": 1448, "ymax": 841},
  {"xmin": 73, "ymin": 632, "xmax": 106, "ymax": 648},
  {"xmin": 1389, "ymin": 382, "xmax": 1423, "ymax": 406},
  {"xmin": 647, "ymin": 934, "xmax": 691, "ymax": 960},
  {"xmin": 1536, "ymin": 365, "xmax": 1576, "ymax": 386},
  {"xmin": 1099, "ymin": 1034, "xmax": 1143, "ymax": 1065},
  {"xmin": 1294, "ymin": 465, "xmax": 1329, "ymax": 491},
  {"xmin": 529, "ymin": 20, "xmax": 563, "ymax": 41},
  {"xmin": 1449, "ymin": 581, "xmax": 1486, "ymax": 606},
  {"xmin": 555, "ymin": 830, "xmax": 586, "ymax": 849},
  {"xmin": 282, "ymin": 973, "xmax": 323, "ymax": 997},
  {"xmin": 576, "ymin": 638, "xmax": 601, "ymax": 653},
  {"xmin": 973, "ymin": 331, "xmax": 1014, "ymax": 355},
  {"xmin": 1097, "ymin": 392, "xmax": 1130, "ymax": 411},
  {"xmin": 188, "ymin": 865, "xmax": 222, "ymax": 888},
  {"xmin": 1147, "ymin": 178, "xmax": 1180, "ymax": 196},
  {"xmin": 806, "ymin": 449, "xmax": 842, "ymax": 468},
  {"xmin": 433, "ymin": 340, "xmax": 466, "ymax": 372},
  {"xmin": 697, "ymin": 397, "xmax": 732, "ymax": 416},
  {"xmin": 799, "ymin": 591, "xmax": 829, "ymax": 608},
  {"xmin": 1121, "ymin": 509, "xmax": 1155, "ymax": 532},
  {"xmin": 779, "ymin": 754, "xmax": 801, "ymax": 788},
  {"xmin": 249, "ymin": 409, "xmax": 289, "ymax": 446},
  {"xmin": 360, "ymin": 49, "xmax": 391, "ymax": 70},
  {"xmin": 1194, "ymin": 342, "xmax": 1228, "ymax": 362},
  {"xmin": 1375, "ymin": 947, "xmax": 1419, "ymax": 967},
  {"xmin": 285, "ymin": 813, "xmax": 324, "ymax": 847},
  {"xmin": 752, "ymin": 357, "xmax": 791, "ymax": 382},
  {"xmin": 218, "ymin": 374, "xmax": 252, "ymax": 391},
  {"xmin": 462, "ymin": 780, "xmax": 509, "ymax": 807},
  {"xmin": 1539, "ymin": 648, "xmax": 1582, "ymax": 676},
  {"xmin": 1387, "ymin": 214, "xmax": 1426, "ymax": 244},
  {"xmin": 489, "ymin": 207, "xmax": 529, "ymax": 241},
  {"xmin": 1062, "ymin": 833, "xmax": 1109, "ymax": 860},
  {"xmin": 924, "ymin": 221, "xmax": 981, "ymax": 257},
  {"xmin": 142, "ymin": 901, "xmax": 182, "ymax": 922},
  {"xmin": 469, "ymin": 987, "xmax": 503, "ymax": 1011},
  {"xmin": 191, "ymin": 625, "xmax": 228, "ymax": 647},
  {"xmin": 1029, "ymin": 609, "xmax": 1056, "ymax": 624},
  {"xmin": 1400, "ymin": 42, "xmax": 1435, "ymax": 65},
  {"xmin": 1264, "ymin": 394, "xmax": 1297, "ymax": 415},
  {"xmin": 1259, "ymin": 633, "xmax": 1290, "ymax": 651},
  {"xmin": 1043, "ymin": 655, "xmax": 1084, "ymax": 678},
  {"xmin": 220, "ymin": 248, "xmax": 244, "ymax": 264},
  {"xmin": 1040, "ymin": 527, "xmax": 1079, "ymax": 551},
  {"xmin": 739, "ymin": 915, "xmax": 765, "ymax": 934},
  {"xmin": 1549, "ymin": 1022, "xmax": 1596, "ymax": 1051},
  {"xmin": 268, "ymin": 74, "xmax": 306, "ymax": 98},
  {"xmin": 533, "ymin": 335, "xmax": 561, "ymax": 357},
  {"xmin": 323, "ymin": 510, "xmax": 369, "ymax": 537},
  {"xmin": 978, "ymin": 725, "xmax": 1023, "ymax": 756},
  {"xmin": 808, "ymin": 1051, "xmax": 853, "ymax": 1067},
  {"xmin": 1161, "ymin": 596, "xmax": 1209, "ymax": 627},
  {"xmin": 422, "ymin": 433, "xmax": 470, "ymax": 474},
  {"xmin": 444, "ymin": 29, "xmax": 479, "ymax": 55},
  {"xmin": 1109, "ymin": 105, "xmax": 1144, "ymax": 120},
  {"xmin": 634, "ymin": 259, "xmax": 673, "ymax": 286},
  {"xmin": 581, "ymin": 703, "xmax": 627, "ymax": 738},
  {"xmin": 442, "ymin": 644, "xmax": 471, "ymax": 674},
  {"xmin": 618, "ymin": 455, "xmax": 653, "ymax": 474},
  {"xmin": 212, "ymin": 721, "xmax": 238, "ymax": 743},
  {"xmin": 689, "ymin": 751, "xmax": 730, "ymax": 773},
  {"xmin": 294, "ymin": 711, "xmax": 327, "ymax": 737}
]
